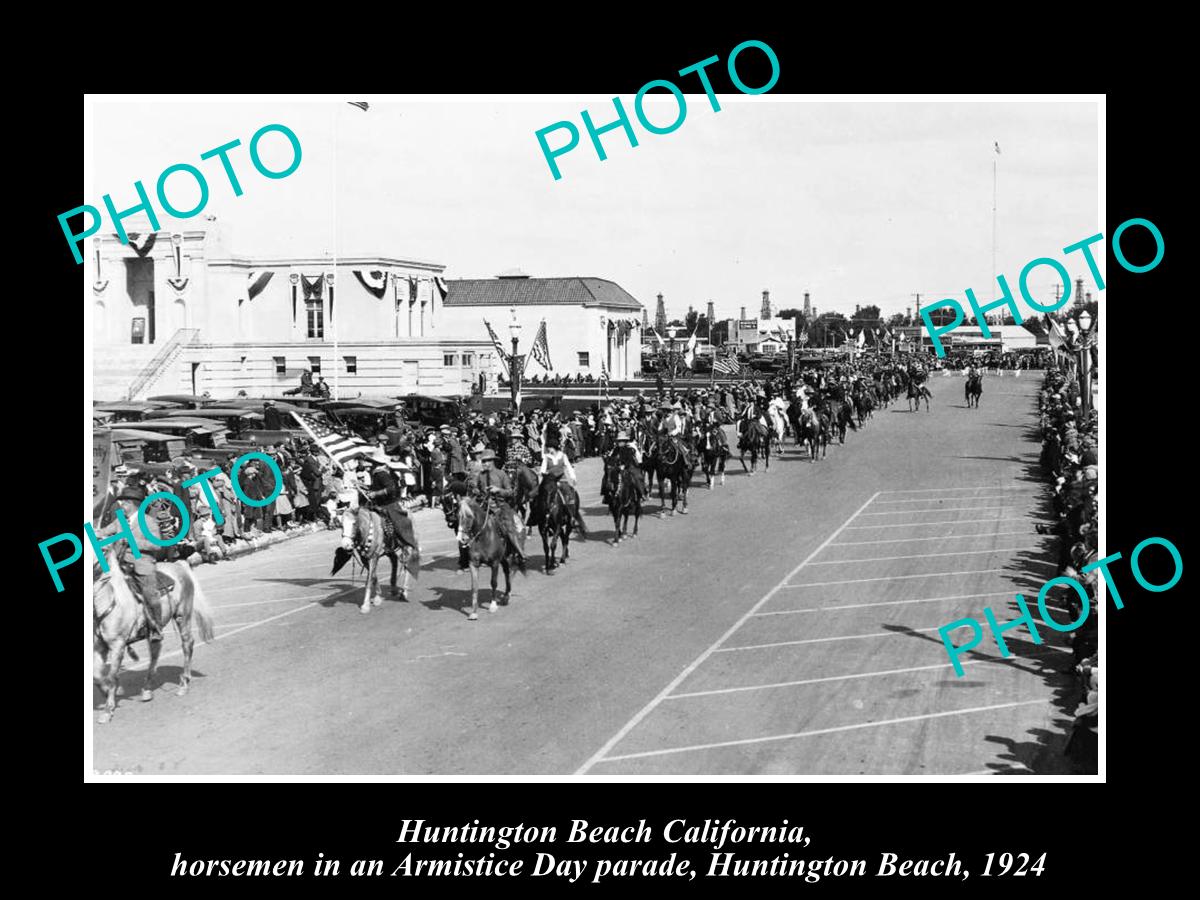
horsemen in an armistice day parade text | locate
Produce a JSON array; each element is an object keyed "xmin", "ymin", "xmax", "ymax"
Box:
[{"xmin": 93, "ymin": 347, "xmax": 1055, "ymax": 717}]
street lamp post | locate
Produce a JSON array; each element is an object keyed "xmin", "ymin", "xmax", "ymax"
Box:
[
  {"xmin": 508, "ymin": 307, "xmax": 522, "ymax": 414},
  {"xmin": 1076, "ymin": 309, "xmax": 1094, "ymax": 416}
]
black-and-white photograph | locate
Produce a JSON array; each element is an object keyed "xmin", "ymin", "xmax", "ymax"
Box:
[{"xmin": 85, "ymin": 95, "xmax": 1101, "ymax": 777}]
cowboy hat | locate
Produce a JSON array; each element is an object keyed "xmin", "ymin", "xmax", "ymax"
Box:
[
  {"xmin": 114, "ymin": 484, "xmax": 146, "ymax": 504},
  {"xmin": 479, "ymin": 448, "xmax": 497, "ymax": 462}
]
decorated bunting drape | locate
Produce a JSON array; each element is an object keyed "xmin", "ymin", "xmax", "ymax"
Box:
[
  {"xmin": 121, "ymin": 232, "xmax": 157, "ymax": 256},
  {"xmin": 248, "ymin": 270, "xmax": 274, "ymax": 301},
  {"xmin": 434, "ymin": 276, "xmax": 448, "ymax": 301},
  {"xmin": 353, "ymin": 269, "xmax": 389, "ymax": 299}
]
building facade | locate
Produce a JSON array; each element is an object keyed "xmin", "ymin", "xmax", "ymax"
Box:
[
  {"xmin": 89, "ymin": 215, "xmax": 494, "ymax": 400},
  {"xmin": 440, "ymin": 274, "xmax": 645, "ymax": 380}
]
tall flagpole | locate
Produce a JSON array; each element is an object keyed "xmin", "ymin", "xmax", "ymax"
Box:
[
  {"xmin": 992, "ymin": 142, "xmax": 999, "ymax": 328},
  {"xmin": 332, "ymin": 103, "xmax": 339, "ymax": 400}
]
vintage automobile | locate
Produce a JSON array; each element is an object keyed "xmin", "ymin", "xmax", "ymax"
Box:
[
  {"xmin": 104, "ymin": 426, "xmax": 189, "ymax": 463},
  {"xmin": 396, "ymin": 394, "xmax": 463, "ymax": 428},
  {"xmin": 93, "ymin": 400, "xmax": 179, "ymax": 422},
  {"xmin": 125, "ymin": 419, "xmax": 230, "ymax": 451}
]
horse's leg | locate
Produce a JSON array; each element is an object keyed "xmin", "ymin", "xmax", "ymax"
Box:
[
  {"xmin": 99, "ymin": 639, "xmax": 127, "ymax": 723},
  {"xmin": 359, "ymin": 558, "xmax": 374, "ymax": 614},
  {"xmin": 488, "ymin": 563, "xmax": 500, "ymax": 612},
  {"xmin": 141, "ymin": 626, "xmax": 162, "ymax": 702},
  {"xmin": 468, "ymin": 562, "xmax": 480, "ymax": 620},
  {"xmin": 561, "ymin": 523, "xmax": 570, "ymax": 563},
  {"xmin": 541, "ymin": 524, "xmax": 552, "ymax": 572},
  {"xmin": 383, "ymin": 551, "xmax": 397, "ymax": 602},
  {"xmin": 176, "ymin": 607, "xmax": 197, "ymax": 696},
  {"xmin": 501, "ymin": 560, "xmax": 511, "ymax": 605}
]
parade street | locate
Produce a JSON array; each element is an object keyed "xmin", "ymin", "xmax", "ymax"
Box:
[{"xmin": 92, "ymin": 376, "xmax": 1076, "ymax": 776}]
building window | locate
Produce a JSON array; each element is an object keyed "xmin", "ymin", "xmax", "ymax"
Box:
[
  {"xmin": 461, "ymin": 352, "xmax": 474, "ymax": 366},
  {"xmin": 344, "ymin": 355, "xmax": 357, "ymax": 374},
  {"xmin": 443, "ymin": 353, "xmax": 457, "ymax": 366},
  {"xmin": 306, "ymin": 297, "xmax": 324, "ymax": 339},
  {"xmin": 578, "ymin": 352, "xmax": 590, "ymax": 367},
  {"xmin": 308, "ymin": 356, "xmax": 321, "ymax": 374},
  {"xmin": 274, "ymin": 356, "xmax": 287, "ymax": 375}
]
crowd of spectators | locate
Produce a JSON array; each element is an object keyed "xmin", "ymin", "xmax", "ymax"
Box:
[{"xmin": 1037, "ymin": 363, "xmax": 1098, "ymax": 772}]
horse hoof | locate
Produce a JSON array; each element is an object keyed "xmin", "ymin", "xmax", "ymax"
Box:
[
  {"xmin": 488, "ymin": 602, "xmax": 498, "ymax": 613},
  {"xmin": 359, "ymin": 605, "xmax": 370, "ymax": 615},
  {"xmin": 398, "ymin": 591, "xmax": 408, "ymax": 603},
  {"xmin": 468, "ymin": 612, "xmax": 478, "ymax": 621},
  {"xmin": 98, "ymin": 711, "xmax": 112, "ymax": 725},
  {"xmin": 176, "ymin": 684, "xmax": 189, "ymax": 697},
  {"xmin": 140, "ymin": 688, "xmax": 153, "ymax": 702},
  {"xmin": 372, "ymin": 597, "xmax": 383, "ymax": 607}
]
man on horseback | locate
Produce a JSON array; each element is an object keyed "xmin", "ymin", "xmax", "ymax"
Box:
[
  {"xmin": 93, "ymin": 484, "xmax": 165, "ymax": 642},
  {"xmin": 472, "ymin": 448, "xmax": 527, "ymax": 565},
  {"xmin": 603, "ymin": 430, "xmax": 646, "ymax": 503},
  {"xmin": 362, "ymin": 449, "xmax": 419, "ymax": 555},
  {"xmin": 658, "ymin": 399, "xmax": 693, "ymax": 469}
]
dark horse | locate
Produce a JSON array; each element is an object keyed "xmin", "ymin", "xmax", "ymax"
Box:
[
  {"xmin": 737, "ymin": 414, "xmax": 771, "ymax": 474},
  {"xmin": 965, "ymin": 373, "xmax": 983, "ymax": 408},
  {"xmin": 510, "ymin": 463, "xmax": 540, "ymax": 534},
  {"xmin": 796, "ymin": 405, "xmax": 825, "ymax": 462},
  {"xmin": 698, "ymin": 419, "xmax": 729, "ymax": 488},
  {"xmin": 655, "ymin": 435, "xmax": 695, "ymax": 515},
  {"xmin": 455, "ymin": 496, "xmax": 524, "ymax": 620},
  {"xmin": 907, "ymin": 380, "xmax": 932, "ymax": 412},
  {"xmin": 604, "ymin": 459, "xmax": 644, "ymax": 543},
  {"xmin": 534, "ymin": 473, "xmax": 587, "ymax": 572}
]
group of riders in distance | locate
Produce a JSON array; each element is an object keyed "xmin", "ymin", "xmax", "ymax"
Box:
[{"xmin": 94, "ymin": 354, "xmax": 986, "ymax": 719}]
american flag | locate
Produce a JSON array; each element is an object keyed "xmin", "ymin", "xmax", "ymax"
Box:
[
  {"xmin": 531, "ymin": 319, "xmax": 553, "ymax": 371},
  {"xmin": 482, "ymin": 319, "xmax": 510, "ymax": 362},
  {"xmin": 713, "ymin": 356, "xmax": 741, "ymax": 375},
  {"xmin": 290, "ymin": 411, "xmax": 371, "ymax": 468}
]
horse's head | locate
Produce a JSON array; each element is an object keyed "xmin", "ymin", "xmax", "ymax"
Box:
[
  {"xmin": 456, "ymin": 496, "xmax": 479, "ymax": 546},
  {"xmin": 339, "ymin": 508, "xmax": 357, "ymax": 551}
]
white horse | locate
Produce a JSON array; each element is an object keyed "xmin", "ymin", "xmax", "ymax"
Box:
[
  {"xmin": 767, "ymin": 397, "xmax": 789, "ymax": 453},
  {"xmin": 93, "ymin": 550, "xmax": 215, "ymax": 723},
  {"xmin": 338, "ymin": 507, "xmax": 418, "ymax": 614}
]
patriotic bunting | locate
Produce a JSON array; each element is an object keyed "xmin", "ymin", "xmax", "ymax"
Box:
[
  {"xmin": 247, "ymin": 270, "xmax": 275, "ymax": 301},
  {"xmin": 353, "ymin": 269, "xmax": 389, "ymax": 299},
  {"xmin": 120, "ymin": 232, "xmax": 157, "ymax": 256},
  {"xmin": 301, "ymin": 274, "xmax": 325, "ymax": 301},
  {"xmin": 167, "ymin": 277, "xmax": 190, "ymax": 294},
  {"xmin": 530, "ymin": 320, "xmax": 553, "ymax": 371},
  {"xmin": 92, "ymin": 280, "xmax": 109, "ymax": 295},
  {"xmin": 434, "ymin": 276, "xmax": 448, "ymax": 301},
  {"xmin": 408, "ymin": 275, "xmax": 418, "ymax": 304}
]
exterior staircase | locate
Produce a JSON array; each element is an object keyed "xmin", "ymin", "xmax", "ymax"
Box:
[{"xmin": 125, "ymin": 328, "xmax": 201, "ymax": 400}]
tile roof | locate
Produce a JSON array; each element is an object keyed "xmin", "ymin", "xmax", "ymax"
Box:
[{"xmin": 444, "ymin": 277, "xmax": 644, "ymax": 311}]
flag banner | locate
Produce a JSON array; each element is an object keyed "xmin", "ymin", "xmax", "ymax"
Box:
[
  {"xmin": 1046, "ymin": 315, "xmax": 1067, "ymax": 352},
  {"xmin": 434, "ymin": 276, "xmax": 449, "ymax": 301},
  {"xmin": 856, "ymin": 330, "xmax": 866, "ymax": 348},
  {"xmin": 531, "ymin": 320, "xmax": 553, "ymax": 371},
  {"xmin": 93, "ymin": 430, "xmax": 117, "ymax": 525},
  {"xmin": 599, "ymin": 359, "xmax": 609, "ymax": 383},
  {"xmin": 301, "ymin": 274, "xmax": 325, "ymax": 301},
  {"xmin": 245, "ymin": 270, "xmax": 274, "ymax": 301},
  {"xmin": 291, "ymin": 411, "xmax": 373, "ymax": 469},
  {"xmin": 483, "ymin": 319, "xmax": 511, "ymax": 363},
  {"xmin": 683, "ymin": 329, "xmax": 699, "ymax": 367},
  {"xmin": 353, "ymin": 269, "xmax": 389, "ymax": 299},
  {"xmin": 995, "ymin": 141, "xmax": 1002, "ymax": 155},
  {"xmin": 348, "ymin": 101, "xmax": 370, "ymax": 111},
  {"xmin": 408, "ymin": 275, "xmax": 418, "ymax": 304},
  {"xmin": 713, "ymin": 357, "xmax": 741, "ymax": 375},
  {"xmin": 121, "ymin": 232, "xmax": 157, "ymax": 256}
]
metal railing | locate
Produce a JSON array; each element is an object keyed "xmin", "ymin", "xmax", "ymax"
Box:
[{"xmin": 126, "ymin": 328, "xmax": 200, "ymax": 400}]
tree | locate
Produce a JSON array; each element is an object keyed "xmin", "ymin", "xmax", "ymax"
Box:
[
  {"xmin": 685, "ymin": 309, "xmax": 699, "ymax": 334},
  {"xmin": 667, "ymin": 318, "xmax": 685, "ymax": 328},
  {"xmin": 809, "ymin": 312, "xmax": 850, "ymax": 348},
  {"xmin": 709, "ymin": 319, "xmax": 729, "ymax": 347},
  {"xmin": 852, "ymin": 304, "xmax": 881, "ymax": 322},
  {"xmin": 777, "ymin": 308, "xmax": 803, "ymax": 320},
  {"xmin": 696, "ymin": 314, "xmax": 710, "ymax": 339},
  {"xmin": 887, "ymin": 312, "xmax": 908, "ymax": 328}
]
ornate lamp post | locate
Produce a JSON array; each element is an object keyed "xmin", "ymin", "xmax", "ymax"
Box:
[
  {"xmin": 508, "ymin": 306, "xmax": 523, "ymax": 413},
  {"xmin": 1076, "ymin": 309, "xmax": 1095, "ymax": 416}
]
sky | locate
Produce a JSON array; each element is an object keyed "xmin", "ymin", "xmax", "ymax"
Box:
[{"xmin": 90, "ymin": 97, "xmax": 1100, "ymax": 323}]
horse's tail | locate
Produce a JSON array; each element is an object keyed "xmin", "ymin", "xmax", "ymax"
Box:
[{"xmin": 187, "ymin": 569, "xmax": 216, "ymax": 644}]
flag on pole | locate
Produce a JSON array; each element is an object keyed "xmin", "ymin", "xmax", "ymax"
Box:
[
  {"xmin": 713, "ymin": 356, "xmax": 741, "ymax": 375},
  {"xmin": 290, "ymin": 411, "xmax": 373, "ymax": 469},
  {"xmin": 856, "ymin": 329, "xmax": 866, "ymax": 348},
  {"xmin": 683, "ymin": 328, "xmax": 698, "ymax": 367},
  {"xmin": 530, "ymin": 319, "xmax": 553, "ymax": 371},
  {"xmin": 482, "ymin": 319, "xmax": 510, "ymax": 362},
  {"xmin": 1045, "ymin": 315, "xmax": 1068, "ymax": 352},
  {"xmin": 994, "ymin": 141, "xmax": 1001, "ymax": 155}
]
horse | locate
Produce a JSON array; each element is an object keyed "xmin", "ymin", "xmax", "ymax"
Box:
[
  {"xmin": 766, "ymin": 397, "xmax": 789, "ymax": 454},
  {"xmin": 737, "ymin": 415, "xmax": 771, "ymax": 474},
  {"xmin": 93, "ymin": 550, "xmax": 215, "ymax": 724},
  {"xmin": 535, "ymin": 474, "xmax": 587, "ymax": 572},
  {"xmin": 655, "ymin": 434, "xmax": 696, "ymax": 515},
  {"xmin": 965, "ymin": 373, "xmax": 983, "ymax": 408},
  {"xmin": 456, "ymin": 495, "xmax": 523, "ymax": 620},
  {"xmin": 907, "ymin": 380, "xmax": 932, "ymax": 412},
  {"xmin": 509, "ymin": 463, "xmax": 540, "ymax": 534},
  {"xmin": 797, "ymin": 406, "xmax": 824, "ymax": 462},
  {"xmin": 334, "ymin": 506, "xmax": 418, "ymax": 614},
  {"xmin": 853, "ymin": 388, "xmax": 874, "ymax": 427},
  {"xmin": 604, "ymin": 458, "xmax": 644, "ymax": 543},
  {"xmin": 825, "ymin": 397, "xmax": 856, "ymax": 444},
  {"xmin": 698, "ymin": 419, "xmax": 729, "ymax": 488}
]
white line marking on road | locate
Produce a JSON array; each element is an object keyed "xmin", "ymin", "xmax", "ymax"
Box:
[
  {"xmin": 879, "ymin": 486, "xmax": 1037, "ymax": 495},
  {"xmin": 593, "ymin": 699, "xmax": 1050, "ymax": 763},
  {"xmin": 753, "ymin": 591, "xmax": 1015, "ymax": 616},
  {"xmin": 122, "ymin": 587, "xmax": 359, "ymax": 672},
  {"xmin": 871, "ymin": 496, "xmax": 1037, "ymax": 505},
  {"xmin": 832, "ymin": 531, "xmax": 1032, "ymax": 546},
  {"xmin": 718, "ymin": 628, "xmax": 942, "ymax": 652},
  {"xmin": 573, "ymin": 491, "xmax": 882, "ymax": 776},
  {"xmin": 667, "ymin": 648, "xmax": 1063, "ymax": 699},
  {"xmin": 843, "ymin": 517, "xmax": 1036, "ymax": 531},
  {"xmin": 786, "ymin": 568, "xmax": 1009, "ymax": 588},
  {"xmin": 858, "ymin": 506, "xmax": 1017, "ymax": 516},
  {"xmin": 808, "ymin": 546, "xmax": 1044, "ymax": 565}
]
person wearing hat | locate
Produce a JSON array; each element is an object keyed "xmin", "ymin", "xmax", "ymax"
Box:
[
  {"xmin": 471, "ymin": 447, "xmax": 526, "ymax": 565},
  {"xmin": 601, "ymin": 430, "xmax": 645, "ymax": 505},
  {"xmin": 362, "ymin": 448, "xmax": 420, "ymax": 556},
  {"xmin": 530, "ymin": 430, "xmax": 587, "ymax": 534},
  {"xmin": 418, "ymin": 430, "xmax": 445, "ymax": 504},
  {"xmin": 92, "ymin": 483, "xmax": 167, "ymax": 642},
  {"xmin": 503, "ymin": 425, "xmax": 533, "ymax": 478},
  {"xmin": 657, "ymin": 399, "xmax": 694, "ymax": 469},
  {"xmin": 263, "ymin": 399, "xmax": 284, "ymax": 430}
]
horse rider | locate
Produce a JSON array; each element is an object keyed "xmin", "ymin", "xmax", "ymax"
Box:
[
  {"xmin": 658, "ymin": 399, "xmax": 694, "ymax": 469},
  {"xmin": 92, "ymin": 483, "xmax": 165, "ymax": 642},
  {"xmin": 602, "ymin": 430, "xmax": 645, "ymax": 504},
  {"xmin": 533, "ymin": 430, "xmax": 588, "ymax": 533},
  {"xmin": 362, "ymin": 448, "xmax": 419, "ymax": 554},
  {"xmin": 472, "ymin": 447, "xmax": 527, "ymax": 565}
]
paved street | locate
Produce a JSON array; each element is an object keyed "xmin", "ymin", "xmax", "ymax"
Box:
[{"xmin": 92, "ymin": 374, "xmax": 1076, "ymax": 776}]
